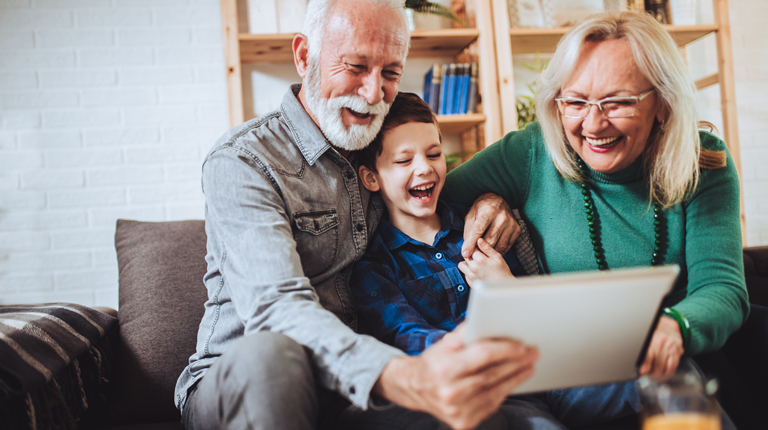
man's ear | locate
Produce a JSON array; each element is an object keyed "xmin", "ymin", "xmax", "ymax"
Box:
[
  {"xmin": 358, "ymin": 165, "xmax": 380, "ymax": 192},
  {"xmin": 293, "ymin": 33, "xmax": 310, "ymax": 79}
]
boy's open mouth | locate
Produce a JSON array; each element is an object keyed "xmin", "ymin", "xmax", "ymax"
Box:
[{"xmin": 408, "ymin": 183, "xmax": 435, "ymax": 200}]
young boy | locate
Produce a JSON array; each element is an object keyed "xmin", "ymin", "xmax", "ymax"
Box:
[{"xmin": 350, "ymin": 92, "xmax": 539, "ymax": 356}]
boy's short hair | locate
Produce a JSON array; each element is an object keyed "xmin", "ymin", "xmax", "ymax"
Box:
[{"xmin": 357, "ymin": 92, "xmax": 442, "ymax": 172}]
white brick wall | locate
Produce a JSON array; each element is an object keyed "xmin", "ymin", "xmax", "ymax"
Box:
[
  {"xmin": 0, "ymin": 0, "xmax": 766, "ymax": 310},
  {"xmin": 0, "ymin": 0, "xmax": 228, "ymax": 308}
]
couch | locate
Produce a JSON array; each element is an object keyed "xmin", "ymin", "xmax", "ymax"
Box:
[{"xmin": 4, "ymin": 220, "xmax": 768, "ymax": 429}]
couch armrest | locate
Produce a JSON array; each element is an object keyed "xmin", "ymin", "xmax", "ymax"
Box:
[{"xmin": 744, "ymin": 245, "xmax": 768, "ymax": 307}]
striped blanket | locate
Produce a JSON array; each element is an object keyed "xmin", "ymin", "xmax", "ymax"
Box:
[{"xmin": 0, "ymin": 303, "xmax": 117, "ymax": 397}]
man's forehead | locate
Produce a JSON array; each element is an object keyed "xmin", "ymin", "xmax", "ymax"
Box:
[{"xmin": 323, "ymin": 7, "xmax": 408, "ymax": 50}]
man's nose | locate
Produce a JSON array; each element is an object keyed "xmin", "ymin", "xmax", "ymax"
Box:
[{"xmin": 358, "ymin": 73, "xmax": 384, "ymax": 105}]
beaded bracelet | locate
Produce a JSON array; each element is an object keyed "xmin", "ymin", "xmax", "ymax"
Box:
[{"xmin": 663, "ymin": 307, "xmax": 691, "ymax": 351}]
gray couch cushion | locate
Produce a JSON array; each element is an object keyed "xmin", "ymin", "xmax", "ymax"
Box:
[{"xmin": 109, "ymin": 220, "xmax": 208, "ymax": 425}]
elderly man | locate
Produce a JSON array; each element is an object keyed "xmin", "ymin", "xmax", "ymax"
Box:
[{"xmin": 174, "ymin": 1, "xmax": 538, "ymax": 429}]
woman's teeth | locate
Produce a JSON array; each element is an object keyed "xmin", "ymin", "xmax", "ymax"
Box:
[{"xmin": 585, "ymin": 136, "xmax": 621, "ymax": 147}]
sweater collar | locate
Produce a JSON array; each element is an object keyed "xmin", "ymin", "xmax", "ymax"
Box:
[{"xmin": 583, "ymin": 156, "xmax": 643, "ymax": 184}]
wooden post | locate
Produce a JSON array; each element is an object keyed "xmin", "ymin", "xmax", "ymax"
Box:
[
  {"xmin": 491, "ymin": 0, "xmax": 518, "ymax": 134},
  {"xmin": 221, "ymin": 0, "xmax": 244, "ymax": 127},
  {"xmin": 713, "ymin": 0, "xmax": 746, "ymax": 244},
  {"xmin": 473, "ymin": 0, "xmax": 502, "ymax": 148}
]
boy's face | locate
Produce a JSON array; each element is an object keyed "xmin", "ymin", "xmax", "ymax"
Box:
[{"xmin": 360, "ymin": 121, "xmax": 446, "ymax": 222}]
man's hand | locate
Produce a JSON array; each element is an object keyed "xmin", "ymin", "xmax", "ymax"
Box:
[
  {"xmin": 638, "ymin": 316, "xmax": 684, "ymax": 380},
  {"xmin": 463, "ymin": 193, "xmax": 520, "ymax": 259},
  {"xmin": 458, "ymin": 238, "xmax": 514, "ymax": 287},
  {"xmin": 373, "ymin": 325, "xmax": 538, "ymax": 430}
]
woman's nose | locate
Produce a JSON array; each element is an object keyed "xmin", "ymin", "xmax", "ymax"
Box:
[{"xmin": 582, "ymin": 104, "xmax": 609, "ymax": 131}]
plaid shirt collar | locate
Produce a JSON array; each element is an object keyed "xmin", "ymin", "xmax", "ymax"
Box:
[{"xmin": 376, "ymin": 201, "xmax": 465, "ymax": 251}]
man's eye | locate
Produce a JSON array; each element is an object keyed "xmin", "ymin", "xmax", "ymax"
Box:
[{"xmin": 383, "ymin": 70, "xmax": 401, "ymax": 79}]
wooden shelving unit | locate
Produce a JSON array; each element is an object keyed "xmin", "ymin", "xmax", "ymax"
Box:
[
  {"xmin": 490, "ymin": 0, "xmax": 745, "ymax": 242},
  {"xmin": 220, "ymin": 0, "xmax": 502, "ymax": 149}
]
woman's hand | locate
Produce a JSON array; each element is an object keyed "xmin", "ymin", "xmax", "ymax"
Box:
[
  {"xmin": 462, "ymin": 193, "xmax": 520, "ymax": 258},
  {"xmin": 458, "ymin": 238, "xmax": 514, "ymax": 287},
  {"xmin": 639, "ymin": 316, "xmax": 684, "ymax": 380}
]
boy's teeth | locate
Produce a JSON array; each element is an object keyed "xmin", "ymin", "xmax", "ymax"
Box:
[
  {"xmin": 585, "ymin": 136, "xmax": 620, "ymax": 147},
  {"xmin": 411, "ymin": 184, "xmax": 434, "ymax": 191}
]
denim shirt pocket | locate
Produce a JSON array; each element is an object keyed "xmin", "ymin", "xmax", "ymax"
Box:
[{"xmin": 292, "ymin": 209, "xmax": 340, "ymax": 277}]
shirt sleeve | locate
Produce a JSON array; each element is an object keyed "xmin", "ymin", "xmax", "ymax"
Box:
[
  {"xmin": 350, "ymin": 254, "xmax": 448, "ymax": 355},
  {"xmin": 674, "ymin": 133, "xmax": 749, "ymax": 355},
  {"xmin": 202, "ymin": 147, "xmax": 404, "ymax": 408},
  {"xmin": 443, "ymin": 123, "xmax": 538, "ymax": 208}
]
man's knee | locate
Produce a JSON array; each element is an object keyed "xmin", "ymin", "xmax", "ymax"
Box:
[
  {"xmin": 190, "ymin": 332, "xmax": 319, "ymax": 430},
  {"xmin": 222, "ymin": 331, "xmax": 313, "ymax": 381}
]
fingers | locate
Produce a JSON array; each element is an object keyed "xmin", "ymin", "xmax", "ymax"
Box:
[
  {"xmin": 476, "ymin": 238, "xmax": 502, "ymax": 259},
  {"xmin": 454, "ymin": 339, "xmax": 535, "ymax": 378},
  {"xmin": 462, "ymin": 210, "xmax": 486, "ymax": 258}
]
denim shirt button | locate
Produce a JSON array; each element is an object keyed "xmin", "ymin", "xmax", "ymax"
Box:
[
  {"xmin": 345, "ymin": 172, "xmax": 355, "ymax": 181},
  {"xmin": 356, "ymin": 223, "xmax": 365, "ymax": 232},
  {"xmin": 349, "ymin": 386, "xmax": 356, "ymax": 394},
  {"xmin": 457, "ymin": 285, "xmax": 466, "ymax": 292},
  {"xmin": 435, "ymin": 252, "xmax": 443, "ymax": 259}
]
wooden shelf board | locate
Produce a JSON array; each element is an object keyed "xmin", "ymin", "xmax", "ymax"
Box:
[
  {"xmin": 437, "ymin": 113, "xmax": 485, "ymax": 134},
  {"xmin": 239, "ymin": 28, "xmax": 479, "ymax": 63},
  {"xmin": 507, "ymin": 24, "xmax": 718, "ymax": 55}
]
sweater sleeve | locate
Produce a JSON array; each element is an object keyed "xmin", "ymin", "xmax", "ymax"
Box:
[
  {"xmin": 674, "ymin": 132, "xmax": 749, "ymax": 355},
  {"xmin": 443, "ymin": 123, "xmax": 539, "ymax": 208}
]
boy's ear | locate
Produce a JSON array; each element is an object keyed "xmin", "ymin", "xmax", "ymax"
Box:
[{"xmin": 358, "ymin": 165, "xmax": 380, "ymax": 192}]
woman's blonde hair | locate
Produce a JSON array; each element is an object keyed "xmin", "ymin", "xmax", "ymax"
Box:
[{"xmin": 536, "ymin": 11, "xmax": 722, "ymax": 208}]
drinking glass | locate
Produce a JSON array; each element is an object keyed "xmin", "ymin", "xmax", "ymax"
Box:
[{"xmin": 637, "ymin": 370, "xmax": 720, "ymax": 430}]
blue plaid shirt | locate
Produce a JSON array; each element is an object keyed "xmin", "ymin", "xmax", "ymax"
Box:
[{"xmin": 350, "ymin": 202, "xmax": 526, "ymax": 355}]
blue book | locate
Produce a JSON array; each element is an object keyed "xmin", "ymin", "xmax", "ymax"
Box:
[
  {"xmin": 423, "ymin": 66, "xmax": 432, "ymax": 105},
  {"xmin": 438, "ymin": 63, "xmax": 452, "ymax": 115},
  {"xmin": 456, "ymin": 64, "xmax": 470, "ymax": 114},
  {"xmin": 426, "ymin": 64, "xmax": 442, "ymax": 113},
  {"xmin": 444, "ymin": 63, "xmax": 457, "ymax": 115}
]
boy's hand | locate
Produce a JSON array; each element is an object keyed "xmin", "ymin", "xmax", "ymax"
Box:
[
  {"xmin": 462, "ymin": 193, "xmax": 520, "ymax": 258},
  {"xmin": 458, "ymin": 238, "xmax": 513, "ymax": 287}
]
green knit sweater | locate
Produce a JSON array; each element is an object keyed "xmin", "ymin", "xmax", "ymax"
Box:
[{"xmin": 444, "ymin": 122, "xmax": 749, "ymax": 355}]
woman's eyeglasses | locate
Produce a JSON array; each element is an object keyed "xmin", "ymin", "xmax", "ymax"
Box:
[{"xmin": 555, "ymin": 88, "xmax": 655, "ymax": 119}]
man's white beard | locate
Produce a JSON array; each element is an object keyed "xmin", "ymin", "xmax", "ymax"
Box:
[{"xmin": 304, "ymin": 61, "xmax": 391, "ymax": 152}]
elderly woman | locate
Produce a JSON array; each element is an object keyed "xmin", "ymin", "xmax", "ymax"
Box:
[{"xmin": 445, "ymin": 10, "xmax": 749, "ymax": 428}]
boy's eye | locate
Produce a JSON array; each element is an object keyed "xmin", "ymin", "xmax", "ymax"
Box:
[
  {"xmin": 395, "ymin": 159, "xmax": 411, "ymax": 164},
  {"xmin": 427, "ymin": 153, "xmax": 442, "ymax": 159}
]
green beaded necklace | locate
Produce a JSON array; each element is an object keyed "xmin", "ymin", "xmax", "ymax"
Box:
[{"xmin": 576, "ymin": 158, "xmax": 664, "ymax": 271}]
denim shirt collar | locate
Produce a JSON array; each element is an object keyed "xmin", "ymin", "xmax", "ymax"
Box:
[
  {"xmin": 280, "ymin": 84, "xmax": 333, "ymax": 166},
  {"xmin": 378, "ymin": 201, "xmax": 465, "ymax": 250}
]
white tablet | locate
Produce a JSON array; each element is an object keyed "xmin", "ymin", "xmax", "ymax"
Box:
[{"xmin": 464, "ymin": 265, "xmax": 680, "ymax": 394}]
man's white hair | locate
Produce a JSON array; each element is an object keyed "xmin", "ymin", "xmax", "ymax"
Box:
[{"xmin": 303, "ymin": 0, "xmax": 410, "ymax": 62}]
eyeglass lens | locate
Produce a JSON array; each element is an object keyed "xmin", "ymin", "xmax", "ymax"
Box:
[{"xmin": 559, "ymin": 98, "xmax": 639, "ymax": 118}]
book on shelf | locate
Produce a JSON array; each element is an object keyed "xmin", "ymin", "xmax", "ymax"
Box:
[
  {"xmin": 466, "ymin": 62, "xmax": 479, "ymax": 114},
  {"xmin": 422, "ymin": 62, "xmax": 478, "ymax": 116}
]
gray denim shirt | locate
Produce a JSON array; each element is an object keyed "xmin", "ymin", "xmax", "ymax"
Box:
[{"xmin": 175, "ymin": 85, "xmax": 405, "ymax": 411}]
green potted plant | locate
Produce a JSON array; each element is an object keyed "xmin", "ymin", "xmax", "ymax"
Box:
[
  {"xmin": 516, "ymin": 53, "xmax": 548, "ymax": 130},
  {"xmin": 405, "ymin": 0, "xmax": 466, "ymax": 29}
]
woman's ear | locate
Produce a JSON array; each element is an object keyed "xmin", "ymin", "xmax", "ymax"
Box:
[
  {"xmin": 293, "ymin": 33, "xmax": 310, "ymax": 79},
  {"xmin": 358, "ymin": 165, "xmax": 380, "ymax": 192}
]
